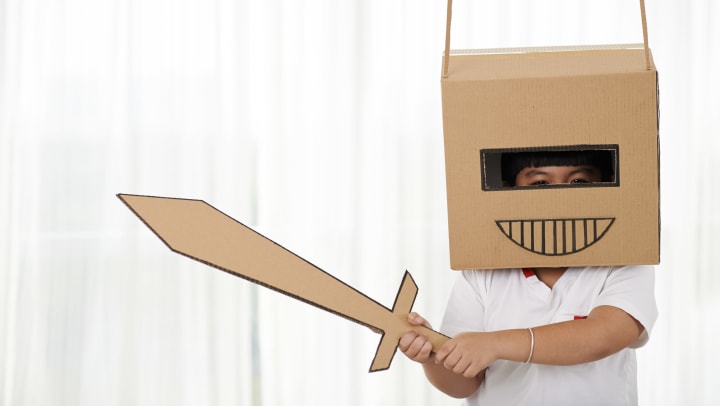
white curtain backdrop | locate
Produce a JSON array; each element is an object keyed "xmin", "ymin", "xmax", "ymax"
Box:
[{"xmin": 1, "ymin": 0, "xmax": 717, "ymax": 405}]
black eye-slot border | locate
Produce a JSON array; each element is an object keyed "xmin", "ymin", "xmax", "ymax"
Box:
[{"xmin": 479, "ymin": 144, "xmax": 620, "ymax": 191}]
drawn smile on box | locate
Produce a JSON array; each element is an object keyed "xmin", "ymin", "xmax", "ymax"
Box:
[{"xmin": 495, "ymin": 217, "xmax": 615, "ymax": 256}]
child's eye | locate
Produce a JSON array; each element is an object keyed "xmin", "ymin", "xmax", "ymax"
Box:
[
  {"xmin": 531, "ymin": 180, "xmax": 549, "ymax": 186},
  {"xmin": 570, "ymin": 178, "xmax": 590, "ymax": 184}
]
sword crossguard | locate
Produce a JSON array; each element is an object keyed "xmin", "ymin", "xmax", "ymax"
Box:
[{"xmin": 369, "ymin": 271, "xmax": 449, "ymax": 372}]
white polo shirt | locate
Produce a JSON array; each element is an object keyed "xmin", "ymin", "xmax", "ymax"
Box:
[{"xmin": 440, "ymin": 265, "xmax": 657, "ymax": 406}]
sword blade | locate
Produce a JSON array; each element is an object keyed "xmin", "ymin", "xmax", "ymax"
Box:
[{"xmin": 117, "ymin": 194, "xmax": 448, "ymax": 371}]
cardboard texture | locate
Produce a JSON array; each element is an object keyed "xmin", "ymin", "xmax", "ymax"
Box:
[
  {"xmin": 440, "ymin": 4, "xmax": 660, "ymax": 270},
  {"xmin": 117, "ymin": 194, "xmax": 448, "ymax": 372}
]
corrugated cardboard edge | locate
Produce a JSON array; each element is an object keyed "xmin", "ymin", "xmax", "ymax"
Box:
[{"xmin": 447, "ymin": 43, "xmax": 647, "ymax": 57}]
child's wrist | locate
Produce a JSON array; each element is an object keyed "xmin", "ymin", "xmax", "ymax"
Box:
[{"xmin": 493, "ymin": 329, "xmax": 532, "ymax": 363}]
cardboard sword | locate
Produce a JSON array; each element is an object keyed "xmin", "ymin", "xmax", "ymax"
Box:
[{"xmin": 117, "ymin": 194, "xmax": 448, "ymax": 372}]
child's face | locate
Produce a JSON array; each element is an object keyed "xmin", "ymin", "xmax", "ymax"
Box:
[{"xmin": 514, "ymin": 165, "xmax": 602, "ymax": 186}]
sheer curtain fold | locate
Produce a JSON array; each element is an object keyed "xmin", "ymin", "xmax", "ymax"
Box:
[{"xmin": 1, "ymin": 0, "xmax": 718, "ymax": 405}]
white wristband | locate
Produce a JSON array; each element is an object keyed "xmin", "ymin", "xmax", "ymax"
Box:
[{"xmin": 525, "ymin": 328, "xmax": 535, "ymax": 363}]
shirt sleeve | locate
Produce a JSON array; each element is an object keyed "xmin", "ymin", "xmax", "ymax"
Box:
[
  {"xmin": 439, "ymin": 270, "xmax": 487, "ymax": 338},
  {"xmin": 592, "ymin": 265, "xmax": 658, "ymax": 348}
]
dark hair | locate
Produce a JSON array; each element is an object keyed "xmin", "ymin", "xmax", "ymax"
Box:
[{"xmin": 501, "ymin": 150, "xmax": 615, "ymax": 186}]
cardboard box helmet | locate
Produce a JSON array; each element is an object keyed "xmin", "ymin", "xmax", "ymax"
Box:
[{"xmin": 440, "ymin": 0, "xmax": 660, "ymax": 270}]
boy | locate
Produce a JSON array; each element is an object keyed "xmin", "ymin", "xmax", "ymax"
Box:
[{"xmin": 400, "ymin": 150, "xmax": 657, "ymax": 405}]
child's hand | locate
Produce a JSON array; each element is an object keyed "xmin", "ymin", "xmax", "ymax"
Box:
[
  {"xmin": 434, "ymin": 332, "xmax": 497, "ymax": 378},
  {"xmin": 399, "ymin": 312, "xmax": 434, "ymax": 364}
]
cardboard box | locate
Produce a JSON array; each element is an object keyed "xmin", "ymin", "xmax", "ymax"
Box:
[{"xmin": 440, "ymin": 44, "xmax": 659, "ymax": 269}]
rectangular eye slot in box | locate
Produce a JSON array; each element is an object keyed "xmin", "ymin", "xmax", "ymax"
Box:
[{"xmin": 480, "ymin": 145, "xmax": 620, "ymax": 190}]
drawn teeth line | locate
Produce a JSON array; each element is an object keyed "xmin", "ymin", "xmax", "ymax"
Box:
[{"xmin": 495, "ymin": 218, "xmax": 615, "ymax": 256}]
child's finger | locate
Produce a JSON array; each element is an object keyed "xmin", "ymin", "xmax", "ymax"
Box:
[
  {"xmin": 441, "ymin": 349, "xmax": 463, "ymax": 371},
  {"xmin": 400, "ymin": 332, "xmax": 433, "ymax": 362},
  {"xmin": 433, "ymin": 340, "xmax": 455, "ymax": 364},
  {"xmin": 450, "ymin": 357, "xmax": 470, "ymax": 375},
  {"xmin": 418, "ymin": 339, "xmax": 433, "ymax": 361},
  {"xmin": 407, "ymin": 312, "xmax": 433, "ymax": 329},
  {"xmin": 399, "ymin": 331, "xmax": 419, "ymax": 352}
]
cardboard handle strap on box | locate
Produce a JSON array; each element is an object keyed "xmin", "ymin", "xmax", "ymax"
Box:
[{"xmin": 442, "ymin": 0, "xmax": 652, "ymax": 78}]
